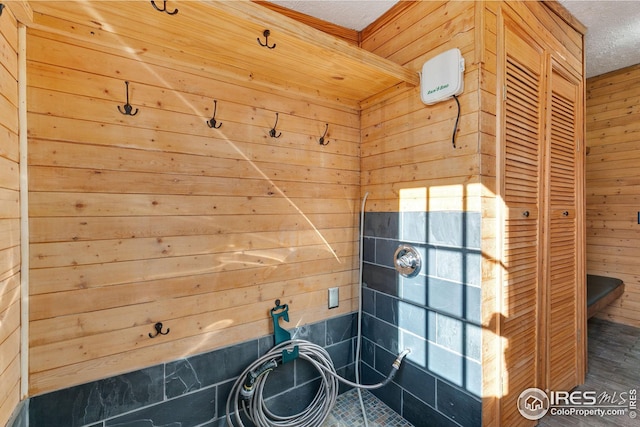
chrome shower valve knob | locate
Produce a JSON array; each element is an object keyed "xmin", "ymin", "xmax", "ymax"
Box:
[{"xmin": 393, "ymin": 244, "xmax": 422, "ymax": 278}]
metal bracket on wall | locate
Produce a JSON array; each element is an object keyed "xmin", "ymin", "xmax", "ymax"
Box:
[{"xmin": 270, "ymin": 299, "xmax": 298, "ymax": 363}]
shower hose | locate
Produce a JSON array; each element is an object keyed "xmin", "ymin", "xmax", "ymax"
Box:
[{"xmin": 225, "ymin": 339, "xmax": 410, "ymax": 427}]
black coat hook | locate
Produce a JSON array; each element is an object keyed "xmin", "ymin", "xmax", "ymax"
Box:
[
  {"xmin": 257, "ymin": 29, "xmax": 276, "ymax": 49},
  {"xmin": 149, "ymin": 322, "xmax": 170, "ymax": 338},
  {"xmin": 117, "ymin": 81, "xmax": 139, "ymax": 116},
  {"xmin": 319, "ymin": 123, "xmax": 329, "ymax": 146},
  {"xmin": 150, "ymin": 0, "xmax": 178, "ymax": 15},
  {"xmin": 206, "ymin": 100, "xmax": 222, "ymax": 129},
  {"xmin": 0, "ymin": 4, "xmax": 5, "ymax": 16},
  {"xmin": 270, "ymin": 113, "xmax": 282, "ymax": 138}
]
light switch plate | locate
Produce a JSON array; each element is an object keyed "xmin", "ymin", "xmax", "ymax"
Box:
[{"xmin": 328, "ymin": 287, "xmax": 339, "ymax": 309}]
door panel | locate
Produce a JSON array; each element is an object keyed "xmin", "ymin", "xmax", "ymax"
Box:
[
  {"xmin": 500, "ymin": 19, "xmax": 545, "ymax": 427},
  {"xmin": 546, "ymin": 65, "xmax": 582, "ymax": 392}
]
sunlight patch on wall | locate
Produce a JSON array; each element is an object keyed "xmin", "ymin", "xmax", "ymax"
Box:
[
  {"xmin": 399, "ymin": 183, "xmax": 482, "ymax": 213},
  {"xmin": 399, "ymin": 187, "xmax": 427, "ymax": 212}
]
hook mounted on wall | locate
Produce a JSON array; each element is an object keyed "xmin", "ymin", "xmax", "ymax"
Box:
[
  {"xmin": 257, "ymin": 29, "xmax": 276, "ymax": 49},
  {"xmin": 318, "ymin": 123, "xmax": 330, "ymax": 146},
  {"xmin": 0, "ymin": 4, "xmax": 5, "ymax": 16},
  {"xmin": 150, "ymin": 0, "xmax": 178, "ymax": 15},
  {"xmin": 149, "ymin": 322, "xmax": 170, "ymax": 338},
  {"xmin": 117, "ymin": 81, "xmax": 139, "ymax": 116},
  {"xmin": 270, "ymin": 112, "xmax": 282, "ymax": 138},
  {"xmin": 206, "ymin": 100, "xmax": 223, "ymax": 129}
]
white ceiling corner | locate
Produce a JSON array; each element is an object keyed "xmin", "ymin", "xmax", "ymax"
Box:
[
  {"xmin": 268, "ymin": 0, "xmax": 640, "ymax": 79},
  {"xmin": 560, "ymin": 0, "xmax": 640, "ymax": 77},
  {"xmin": 267, "ymin": 0, "xmax": 400, "ymax": 31}
]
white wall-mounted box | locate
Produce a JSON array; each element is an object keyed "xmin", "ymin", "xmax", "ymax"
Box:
[{"xmin": 420, "ymin": 48, "xmax": 465, "ymax": 105}]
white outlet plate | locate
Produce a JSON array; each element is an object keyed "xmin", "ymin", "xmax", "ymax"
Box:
[{"xmin": 328, "ymin": 287, "xmax": 339, "ymax": 309}]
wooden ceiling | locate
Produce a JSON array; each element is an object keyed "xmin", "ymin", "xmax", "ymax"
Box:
[{"xmin": 13, "ymin": 0, "xmax": 419, "ymax": 110}]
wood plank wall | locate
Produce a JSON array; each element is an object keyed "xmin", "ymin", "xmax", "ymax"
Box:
[
  {"xmin": 26, "ymin": 11, "xmax": 361, "ymax": 394},
  {"xmin": 0, "ymin": 7, "xmax": 22, "ymax": 427},
  {"xmin": 586, "ymin": 64, "xmax": 640, "ymax": 327},
  {"xmin": 477, "ymin": 3, "xmax": 500, "ymax": 424},
  {"xmin": 360, "ymin": 0, "xmax": 481, "ymax": 213}
]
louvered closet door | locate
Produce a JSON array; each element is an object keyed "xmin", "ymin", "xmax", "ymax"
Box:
[
  {"xmin": 546, "ymin": 65, "xmax": 582, "ymax": 392},
  {"xmin": 500, "ymin": 22, "xmax": 545, "ymax": 427}
]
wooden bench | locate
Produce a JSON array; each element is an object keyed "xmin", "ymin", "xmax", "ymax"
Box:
[{"xmin": 587, "ymin": 274, "xmax": 625, "ymax": 319}]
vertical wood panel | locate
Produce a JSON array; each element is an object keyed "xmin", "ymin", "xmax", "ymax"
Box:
[
  {"xmin": 546, "ymin": 65, "xmax": 582, "ymax": 391},
  {"xmin": 0, "ymin": 6, "xmax": 22, "ymax": 427},
  {"xmin": 586, "ymin": 64, "xmax": 640, "ymax": 327},
  {"xmin": 479, "ymin": 4, "xmax": 500, "ymax": 423},
  {"xmin": 500, "ymin": 17, "xmax": 544, "ymax": 425}
]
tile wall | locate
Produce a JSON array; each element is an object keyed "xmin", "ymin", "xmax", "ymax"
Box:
[
  {"xmin": 22, "ymin": 314, "xmax": 357, "ymax": 427},
  {"xmin": 360, "ymin": 211, "xmax": 482, "ymax": 427}
]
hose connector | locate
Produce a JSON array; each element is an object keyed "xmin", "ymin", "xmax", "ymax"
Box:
[
  {"xmin": 240, "ymin": 359, "xmax": 277, "ymax": 400},
  {"xmin": 392, "ymin": 348, "xmax": 411, "ymax": 370},
  {"xmin": 377, "ymin": 348, "xmax": 412, "ymax": 388}
]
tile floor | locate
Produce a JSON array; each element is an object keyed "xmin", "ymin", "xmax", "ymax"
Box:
[
  {"xmin": 539, "ymin": 318, "xmax": 640, "ymax": 427},
  {"xmin": 322, "ymin": 318, "xmax": 640, "ymax": 427},
  {"xmin": 322, "ymin": 388, "xmax": 414, "ymax": 427}
]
